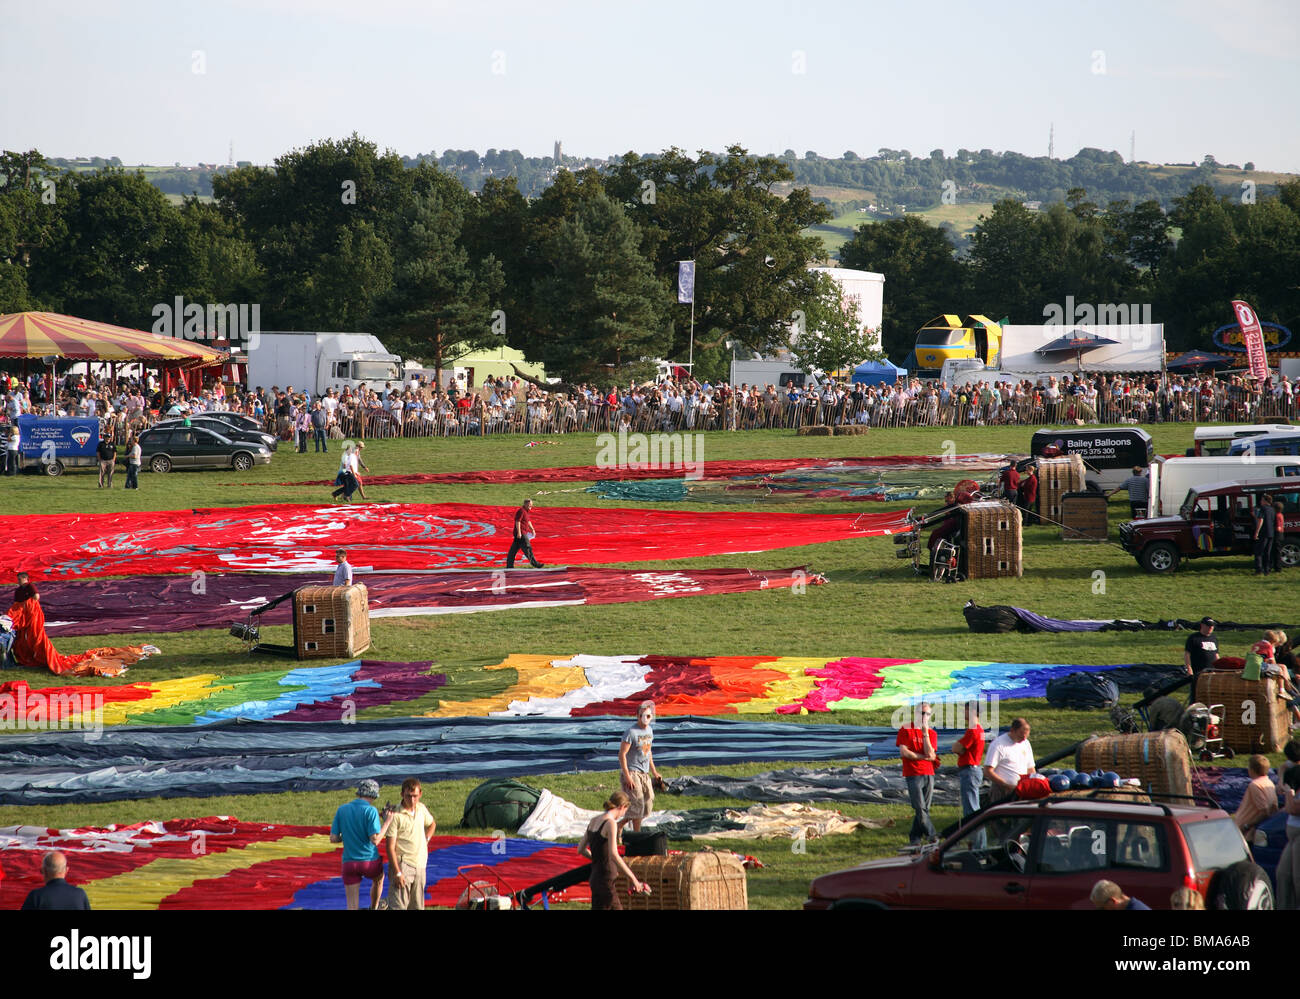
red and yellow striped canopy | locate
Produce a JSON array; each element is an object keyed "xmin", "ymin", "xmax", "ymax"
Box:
[{"xmin": 0, "ymin": 312, "xmax": 226, "ymax": 367}]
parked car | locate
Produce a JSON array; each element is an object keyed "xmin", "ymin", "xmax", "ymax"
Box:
[
  {"xmin": 203, "ymin": 410, "xmax": 273, "ymax": 435},
  {"xmin": 805, "ymin": 797, "xmax": 1268, "ymax": 910},
  {"xmin": 1119, "ymin": 479, "xmax": 1300, "ymax": 572},
  {"xmin": 150, "ymin": 416, "xmax": 278, "ymax": 452},
  {"xmin": 138, "ymin": 425, "xmax": 272, "ymax": 473}
]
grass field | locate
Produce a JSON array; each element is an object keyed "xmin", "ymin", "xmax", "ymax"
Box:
[
  {"xmin": 807, "ymin": 200, "xmax": 994, "ymax": 260},
  {"xmin": 2, "ymin": 423, "xmax": 1297, "ymax": 909}
]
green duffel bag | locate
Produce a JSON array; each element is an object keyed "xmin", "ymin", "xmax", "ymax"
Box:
[{"xmin": 462, "ymin": 778, "xmax": 542, "ymax": 830}]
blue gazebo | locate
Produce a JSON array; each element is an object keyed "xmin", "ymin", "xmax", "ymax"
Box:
[{"xmin": 852, "ymin": 358, "xmax": 908, "ymax": 386}]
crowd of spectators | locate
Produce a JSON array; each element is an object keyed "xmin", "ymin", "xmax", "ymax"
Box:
[{"xmin": 1, "ymin": 366, "xmax": 1296, "ymax": 443}]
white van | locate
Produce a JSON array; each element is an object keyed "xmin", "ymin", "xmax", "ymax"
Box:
[
  {"xmin": 1190, "ymin": 424, "xmax": 1295, "ymax": 456},
  {"xmin": 1148, "ymin": 455, "xmax": 1300, "ymax": 515}
]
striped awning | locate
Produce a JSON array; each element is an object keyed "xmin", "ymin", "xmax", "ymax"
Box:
[{"xmin": 0, "ymin": 312, "xmax": 227, "ymax": 366}]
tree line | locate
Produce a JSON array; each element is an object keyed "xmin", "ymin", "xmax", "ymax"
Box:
[
  {"xmin": 1, "ymin": 138, "xmax": 1297, "ymax": 377},
  {"xmin": 841, "ymin": 183, "xmax": 1300, "ymax": 357},
  {"xmin": 46, "ymin": 147, "xmax": 1281, "ymax": 212}
]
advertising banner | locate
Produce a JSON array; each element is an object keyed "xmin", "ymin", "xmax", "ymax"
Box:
[
  {"xmin": 1231, "ymin": 300, "xmax": 1270, "ymax": 381},
  {"xmin": 16, "ymin": 415, "xmax": 99, "ymax": 460}
]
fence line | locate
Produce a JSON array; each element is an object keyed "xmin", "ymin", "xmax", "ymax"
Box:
[{"xmin": 13, "ymin": 387, "xmax": 1298, "ymax": 447}]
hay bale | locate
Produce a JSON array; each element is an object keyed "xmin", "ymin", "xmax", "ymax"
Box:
[
  {"xmin": 614, "ymin": 851, "xmax": 748, "ymax": 910},
  {"xmin": 797, "ymin": 426, "xmax": 833, "ymax": 436},
  {"xmin": 833, "ymin": 425, "xmax": 869, "ymax": 436},
  {"xmin": 1194, "ymin": 671, "xmax": 1291, "ymax": 754},
  {"xmin": 1077, "ymin": 730, "xmax": 1193, "ymax": 799}
]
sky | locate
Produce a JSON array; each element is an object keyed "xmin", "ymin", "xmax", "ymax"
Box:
[{"xmin": 2, "ymin": 0, "xmax": 1298, "ymax": 172}]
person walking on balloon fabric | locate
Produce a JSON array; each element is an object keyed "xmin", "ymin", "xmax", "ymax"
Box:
[{"xmin": 506, "ymin": 498, "xmax": 545, "ymax": 568}]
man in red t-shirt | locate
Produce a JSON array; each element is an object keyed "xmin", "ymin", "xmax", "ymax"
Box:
[
  {"xmin": 952, "ymin": 714, "xmax": 986, "ymax": 822},
  {"xmin": 505, "ymin": 498, "xmax": 545, "ymax": 569},
  {"xmin": 897, "ymin": 702, "xmax": 939, "ymax": 844}
]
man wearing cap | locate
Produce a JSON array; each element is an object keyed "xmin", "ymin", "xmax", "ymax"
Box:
[
  {"xmin": 1184, "ymin": 618, "xmax": 1219, "ymax": 704},
  {"xmin": 1109, "ymin": 466, "xmax": 1150, "ymax": 520},
  {"xmin": 330, "ymin": 779, "xmax": 396, "ymax": 910}
]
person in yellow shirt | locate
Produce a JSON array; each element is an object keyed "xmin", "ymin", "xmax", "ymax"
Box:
[{"xmin": 385, "ymin": 778, "xmax": 437, "ymax": 910}]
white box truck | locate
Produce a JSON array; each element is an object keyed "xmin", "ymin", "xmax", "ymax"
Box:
[
  {"xmin": 1148, "ymin": 455, "xmax": 1300, "ymax": 515},
  {"xmin": 246, "ymin": 333, "xmax": 403, "ymax": 397}
]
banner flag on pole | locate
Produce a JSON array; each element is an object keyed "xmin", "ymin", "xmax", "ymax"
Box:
[
  {"xmin": 677, "ymin": 261, "xmax": 695, "ymax": 304},
  {"xmin": 1231, "ymin": 300, "xmax": 1270, "ymax": 381}
]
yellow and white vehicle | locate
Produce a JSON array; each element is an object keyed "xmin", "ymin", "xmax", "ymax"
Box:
[{"xmin": 911, "ymin": 315, "xmax": 1003, "ymax": 371}]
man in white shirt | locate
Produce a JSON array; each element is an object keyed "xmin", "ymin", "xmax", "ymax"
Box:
[
  {"xmin": 984, "ymin": 717, "xmax": 1035, "ymax": 803},
  {"xmin": 332, "ymin": 548, "xmax": 354, "ymax": 586}
]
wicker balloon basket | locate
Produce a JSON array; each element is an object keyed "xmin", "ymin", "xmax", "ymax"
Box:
[
  {"xmin": 292, "ymin": 584, "xmax": 371, "ymax": 659},
  {"xmin": 1035, "ymin": 454, "xmax": 1087, "ymax": 525},
  {"xmin": 1077, "ymin": 730, "xmax": 1194, "ymax": 800},
  {"xmin": 613, "ymin": 851, "xmax": 748, "ymax": 910},
  {"xmin": 1194, "ymin": 671, "xmax": 1291, "ymax": 754},
  {"xmin": 1060, "ymin": 491, "xmax": 1109, "ymax": 540},
  {"xmin": 959, "ymin": 501, "xmax": 1023, "ymax": 579}
]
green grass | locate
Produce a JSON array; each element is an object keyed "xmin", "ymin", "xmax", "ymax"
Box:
[
  {"xmin": 807, "ymin": 200, "xmax": 994, "ymax": 259},
  {"xmin": 2, "ymin": 423, "xmax": 1297, "ymax": 908}
]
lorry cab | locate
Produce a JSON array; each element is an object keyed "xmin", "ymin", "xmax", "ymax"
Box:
[
  {"xmin": 911, "ymin": 315, "xmax": 1003, "ymax": 372},
  {"xmin": 325, "ymin": 355, "xmax": 403, "ymax": 392},
  {"xmin": 1228, "ymin": 432, "xmax": 1300, "ymax": 457},
  {"xmin": 1190, "ymin": 424, "xmax": 1295, "ymax": 456}
]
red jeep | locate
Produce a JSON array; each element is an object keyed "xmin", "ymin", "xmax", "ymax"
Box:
[
  {"xmin": 804, "ymin": 798, "xmax": 1267, "ymax": 910},
  {"xmin": 1119, "ymin": 479, "xmax": 1300, "ymax": 573}
]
